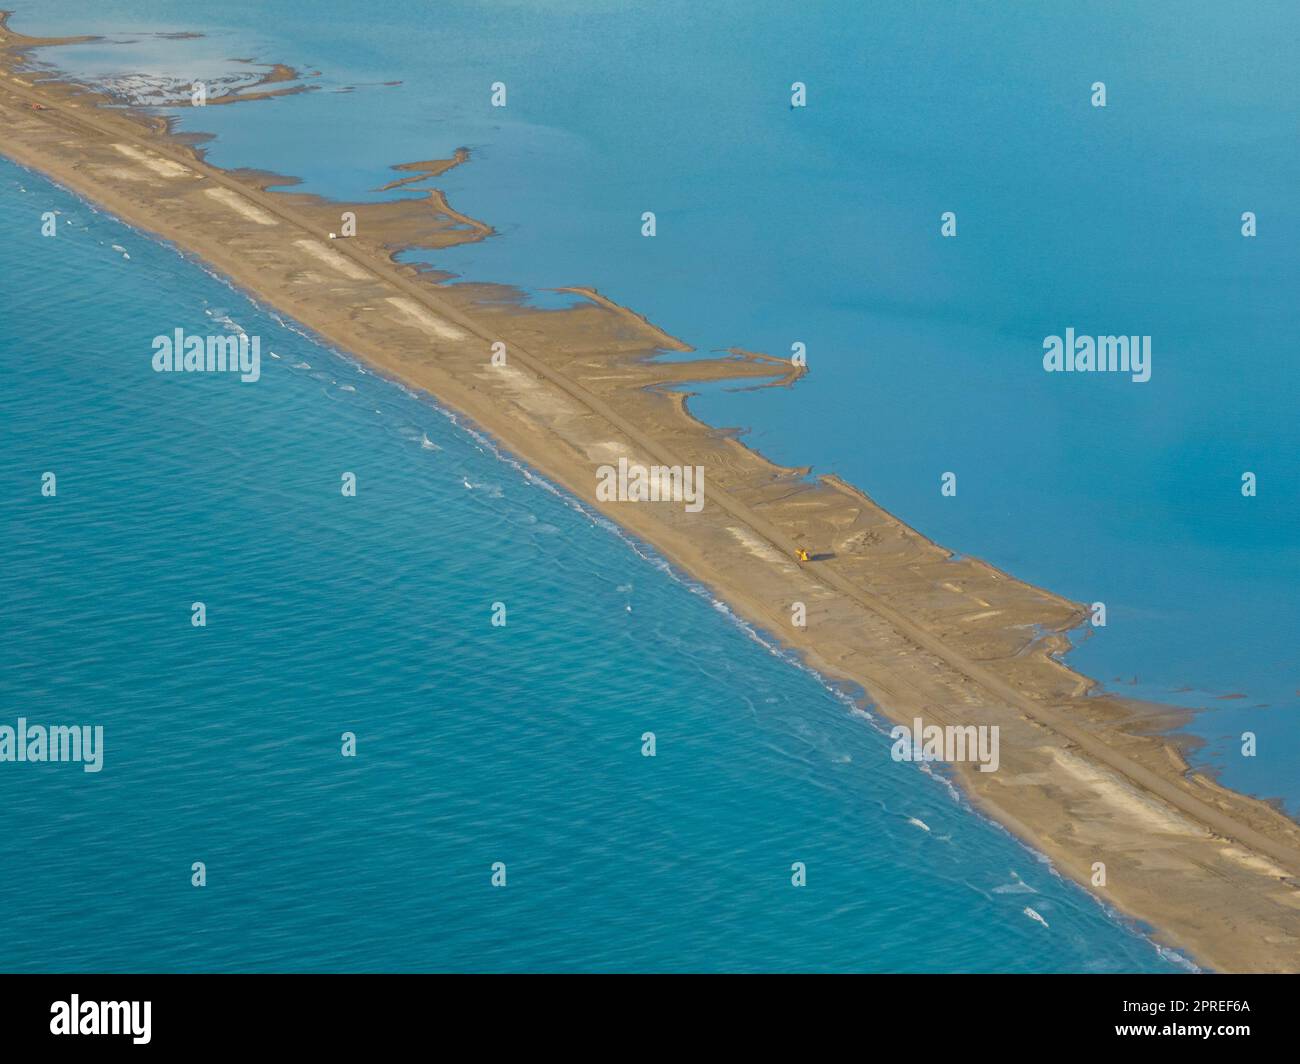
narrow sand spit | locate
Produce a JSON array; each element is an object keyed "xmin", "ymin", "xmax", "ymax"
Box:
[{"xmin": 2, "ymin": 15, "xmax": 1298, "ymax": 972}]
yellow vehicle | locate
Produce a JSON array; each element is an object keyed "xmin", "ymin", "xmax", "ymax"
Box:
[{"xmin": 795, "ymin": 547, "xmax": 810, "ymax": 563}]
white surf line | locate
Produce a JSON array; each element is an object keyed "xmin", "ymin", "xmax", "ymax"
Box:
[
  {"xmin": 384, "ymin": 297, "xmax": 468, "ymax": 342},
  {"xmin": 111, "ymin": 142, "xmax": 192, "ymax": 178},
  {"xmin": 204, "ymin": 187, "xmax": 277, "ymax": 226},
  {"xmin": 292, "ymin": 238, "xmax": 373, "ymax": 281}
]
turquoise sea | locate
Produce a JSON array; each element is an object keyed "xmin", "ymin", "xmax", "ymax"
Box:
[
  {"xmin": 16, "ymin": 0, "xmax": 1295, "ymax": 808},
  {"xmin": 3, "ymin": 0, "xmax": 1293, "ymax": 970},
  {"xmin": 0, "ymin": 158, "xmax": 1180, "ymax": 972}
]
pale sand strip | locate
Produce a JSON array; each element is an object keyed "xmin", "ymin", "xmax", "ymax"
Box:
[
  {"xmin": 727, "ymin": 526, "xmax": 796, "ymax": 568},
  {"xmin": 205, "ymin": 187, "xmax": 277, "ymax": 225},
  {"xmin": 112, "ymin": 142, "xmax": 191, "ymax": 178},
  {"xmin": 292, "ymin": 238, "xmax": 373, "ymax": 281},
  {"xmin": 384, "ymin": 297, "xmax": 468, "ymax": 342}
]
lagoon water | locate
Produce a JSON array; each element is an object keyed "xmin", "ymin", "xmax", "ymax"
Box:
[
  {"xmin": 3, "ymin": 1, "xmax": 1292, "ymax": 969},
  {"xmin": 0, "ymin": 159, "xmax": 1180, "ymax": 972}
]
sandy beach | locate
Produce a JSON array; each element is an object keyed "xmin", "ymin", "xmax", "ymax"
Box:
[{"xmin": 3, "ymin": 14, "xmax": 1299, "ymax": 972}]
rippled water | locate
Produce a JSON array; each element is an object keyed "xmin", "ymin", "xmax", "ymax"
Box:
[{"xmin": 0, "ymin": 160, "xmax": 1182, "ymax": 971}]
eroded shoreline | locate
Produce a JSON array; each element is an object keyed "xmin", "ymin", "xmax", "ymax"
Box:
[{"xmin": 3, "ymin": 15, "xmax": 1299, "ymax": 972}]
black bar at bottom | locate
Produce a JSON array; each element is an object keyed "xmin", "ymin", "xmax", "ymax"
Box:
[{"xmin": 0, "ymin": 972, "xmax": 1290, "ymax": 1051}]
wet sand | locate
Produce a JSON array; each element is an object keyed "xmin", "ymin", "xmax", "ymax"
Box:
[{"xmin": 3, "ymin": 15, "xmax": 1299, "ymax": 972}]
